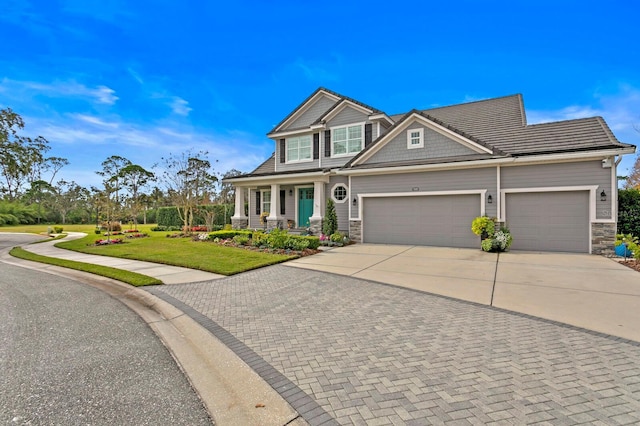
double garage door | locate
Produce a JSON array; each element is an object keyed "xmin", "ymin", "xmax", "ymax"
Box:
[
  {"xmin": 363, "ymin": 195, "xmax": 480, "ymax": 248},
  {"xmin": 361, "ymin": 191, "xmax": 590, "ymax": 253}
]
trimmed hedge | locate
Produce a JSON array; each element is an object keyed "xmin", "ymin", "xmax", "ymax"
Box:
[
  {"xmin": 208, "ymin": 229, "xmax": 320, "ymax": 250},
  {"xmin": 208, "ymin": 230, "xmax": 254, "ymax": 240},
  {"xmin": 157, "ymin": 204, "xmax": 234, "ymax": 227},
  {"xmin": 618, "ymin": 188, "xmax": 640, "ymax": 237}
]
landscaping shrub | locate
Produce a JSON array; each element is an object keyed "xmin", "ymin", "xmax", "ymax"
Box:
[
  {"xmin": 232, "ymin": 235, "xmax": 250, "ymax": 245},
  {"xmin": 323, "ymin": 199, "xmax": 338, "ymax": 236},
  {"xmin": 53, "ymin": 226, "xmax": 63, "ymax": 233},
  {"xmin": 330, "ymin": 232, "xmax": 344, "ymax": 243},
  {"xmin": 101, "ymin": 221, "xmax": 122, "ymax": 232},
  {"xmin": 208, "ymin": 230, "xmax": 253, "ymax": 240},
  {"xmin": 150, "ymin": 225, "xmax": 182, "ymax": 231}
]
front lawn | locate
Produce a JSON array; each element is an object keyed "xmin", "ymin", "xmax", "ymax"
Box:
[{"xmin": 55, "ymin": 230, "xmax": 296, "ymax": 276}]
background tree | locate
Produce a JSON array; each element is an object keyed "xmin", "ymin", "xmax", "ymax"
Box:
[
  {"xmin": 22, "ymin": 180, "xmax": 55, "ymax": 223},
  {"xmin": 156, "ymin": 150, "xmax": 217, "ymax": 231},
  {"xmin": 0, "ymin": 108, "xmax": 64, "ymax": 201},
  {"xmin": 96, "ymin": 156, "xmax": 132, "ymax": 227},
  {"xmin": 118, "ymin": 164, "xmax": 155, "ymax": 227},
  {"xmin": 51, "ymin": 180, "xmax": 86, "ymax": 224}
]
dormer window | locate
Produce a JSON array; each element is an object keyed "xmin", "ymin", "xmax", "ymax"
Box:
[
  {"xmin": 407, "ymin": 128, "xmax": 424, "ymax": 149},
  {"xmin": 332, "ymin": 124, "xmax": 363, "ymax": 156},
  {"xmin": 287, "ymin": 135, "xmax": 312, "ymax": 162}
]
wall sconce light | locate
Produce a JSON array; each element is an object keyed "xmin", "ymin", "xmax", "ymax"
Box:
[
  {"xmin": 289, "ymin": 189, "xmax": 293, "ymax": 196},
  {"xmin": 600, "ymin": 190, "xmax": 607, "ymax": 201},
  {"xmin": 487, "ymin": 195, "xmax": 493, "ymax": 204},
  {"xmin": 352, "ymin": 197, "xmax": 357, "ymax": 206}
]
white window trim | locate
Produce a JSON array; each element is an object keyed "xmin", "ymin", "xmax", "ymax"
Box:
[
  {"xmin": 330, "ymin": 122, "xmax": 365, "ymax": 158},
  {"xmin": 407, "ymin": 128, "xmax": 424, "ymax": 149},
  {"xmin": 331, "ymin": 183, "xmax": 348, "ymax": 203},
  {"xmin": 286, "ymin": 135, "xmax": 313, "ymax": 163},
  {"xmin": 260, "ymin": 189, "xmax": 271, "ymax": 214}
]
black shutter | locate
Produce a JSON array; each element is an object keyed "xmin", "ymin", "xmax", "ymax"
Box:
[
  {"xmin": 324, "ymin": 130, "xmax": 331, "ymax": 157},
  {"xmin": 279, "ymin": 139, "xmax": 285, "ymax": 163},
  {"xmin": 280, "ymin": 190, "xmax": 286, "ymax": 215},
  {"xmin": 255, "ymin": 191, "xmax": 261, "ymax": 215},
  {"xmin": 313, "ymin": 133, "xmax": 319, "ymax": 159},
  {"xmin": 365, "ymin": 123, "xmax": 373, "ymax": 147}
]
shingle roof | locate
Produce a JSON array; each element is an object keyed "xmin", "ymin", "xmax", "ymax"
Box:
[{"xmin": 251, "ymin": 152, "xmax": 275, "ymax": 175}]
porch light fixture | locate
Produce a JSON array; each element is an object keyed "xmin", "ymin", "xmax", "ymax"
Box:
[
  {"xmin": 289, "ymin": 189, "xmax": 293, "ymax": 196},
  {"xmin": 600, "ymin": 190, "xmax": 607, "ymax": 201},
  {"xmin": 352, "ymin": 197, "xmax": 357, "ymax": 206},
  {"xmin": 487, "ymin": 194, "xmax": 493, "ymax": 204}
]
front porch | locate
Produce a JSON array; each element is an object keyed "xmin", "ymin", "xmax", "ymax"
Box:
[{"xmin": 231, "ymin": 180, "xmax": 328, "ymax": 234}]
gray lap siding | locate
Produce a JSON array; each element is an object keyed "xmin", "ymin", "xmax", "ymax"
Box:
[
  {"xmin": 500, "ymin": 160, "xmax": 613, "ymax": 220},
  {"xmin": 350, "ymin": 167, "xmax": 498, "ymax": 220}
]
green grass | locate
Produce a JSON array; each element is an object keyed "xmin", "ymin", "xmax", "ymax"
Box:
[
  {"xmin": 10, "ymin": 246, "xmax": 162, "ymax": 287},
  {"xmin": 55, "ymin": 232, "xmax": 296, "ymax": 275},
  {"xmin": 2, "ymin": 223, "xmax": 297, "ymax": 275}
]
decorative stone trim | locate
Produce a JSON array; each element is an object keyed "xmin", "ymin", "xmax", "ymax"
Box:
[
  {"xmin": 592, "ymin": 222, "xmax": 616, "ymax": 256},
  {"xmin": 267, "ymin": 218, "xmax": 285, "ymax": 230},
  {"xmin": 231, "ymin": 217, "xmax": 248, "ymax": 230},
  {"xmin": 349, "ymin": 220, "xmax": 362, "ymax": 243},
  {"xmin": 308, "ymin": 217, "xmax": 323, "ymax": 235}
]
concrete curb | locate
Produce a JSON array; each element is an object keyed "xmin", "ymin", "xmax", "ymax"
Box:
[{"xmin": 1, "ymin": 250, "xmax": 306, "ymax": 426}]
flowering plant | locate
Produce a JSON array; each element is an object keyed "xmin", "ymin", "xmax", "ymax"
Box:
[{"xmin": 480, "ymin": 227, "xmax": 513, "ymax": 252}]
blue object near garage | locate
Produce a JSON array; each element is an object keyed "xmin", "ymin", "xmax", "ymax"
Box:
[{"xmin": 615, "ymin": 244, "xmax": 633, "ymax": 257}]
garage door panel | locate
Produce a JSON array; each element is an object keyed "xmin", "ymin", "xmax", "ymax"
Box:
[
  {"xmin": 506, "ymin": 191, "xmax": 589, "ymax": 253},
  {"xmin": 363, "ymin": 195, "xmax": 480, "ymax": 248}
]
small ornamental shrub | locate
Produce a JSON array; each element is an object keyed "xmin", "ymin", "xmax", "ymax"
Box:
[
  {"xmin": 471, "ymin": 216, "xmax": 496, "ymax": 237},
  {"xmin": 53, "ymin": 226, "xmax": 63, "ymax": 233},
  {"xmin": 101, "ymin": 222, "xmax": 122, "ymax": 232},
  {"xmin": 94, "ymin": 238, "xmax": 125, "ymax": 245},
  {"xmin": 208, "ymin": 230, "xmax": 253, "ymax": 240},
  {"xmin": 323, "ymin": 199, "xmax": 338, "ymax": 236},
  {"xmin": 302, "ymin": 236, "xmax": 320, "ymax": 250},
  {"xmin": 330, "ymin": 232, "xmax": 344, "ymax": 243},
  {"xmin": 94, "ymin": 228, "xmax": 102, "ymax": 234},
  {"xmin": 480, "ymin": 227, "xmax": 513, "ymax": 252},
  {"xmin": 233, "ymin": 235, "xmax": 250, "ymax": 245}
]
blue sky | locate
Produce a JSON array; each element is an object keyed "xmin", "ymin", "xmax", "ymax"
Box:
[{"xmin": 1, "ymin": 0, "xmax": 639, "ymax": 189}]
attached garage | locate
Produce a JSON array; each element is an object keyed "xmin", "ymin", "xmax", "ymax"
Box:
[
  {"xmin": 505, "ymin": 191, "xmax": 590, "ymax": 253},
  {"xmin": 362, "ymin": 194, "xmax": 481, "ymax": 248}
]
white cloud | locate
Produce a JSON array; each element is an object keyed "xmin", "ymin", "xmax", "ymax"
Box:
[
  {"xmin": 0, "ymin": 78, "xmax": 118, "ymax": 105},
  {"xmin": 169, "ymin": 97, "xmax": 192, "ymax": 116}
]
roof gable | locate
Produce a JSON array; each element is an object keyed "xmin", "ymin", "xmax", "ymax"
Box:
[
  {"xmin": 271, "ymin": 88, "xmax": 340, "ymax": 133},
  {"xmin": 349, "ymin": 111, "xmax": 499, "ymax": 167}
]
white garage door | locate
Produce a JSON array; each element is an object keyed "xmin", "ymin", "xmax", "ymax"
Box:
[
  {"xmin": 506, "ymin": 191, "xmax": 590, "ymax": 253},
  {"xmin": 362, "ymin": 195, "xmax": 480, "ymax": 248}
]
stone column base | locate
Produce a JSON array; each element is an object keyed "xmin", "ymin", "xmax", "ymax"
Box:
[
  {"xmin": 349, "ymin": 220, "xmax": 362, "ymax": 243},
  {"xmin": 309, "ymin": 217, "xmax": 323, "ymax": 235},
  {"xmin": 592, "ymin": 222, "xmax": 616, "ymax": 256},
  {"xmin": 231, "ymin": 217, "xmax": 248, "ymax": 230},
  {"xmin": 267, "ymin": 218, "xmax": 284, "ymax": 230}
]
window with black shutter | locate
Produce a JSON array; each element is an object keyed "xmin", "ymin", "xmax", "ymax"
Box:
[
  {"xmin": 279, "ymin": 139, "xmax": 285, "ymax": 163},
  {"xmin": 255, "ymin": 191, "xmax": 261, "ymax": 215},
  {"xmin": 365, "ymin": 123, "xmax": 372, "ymax": 147},
  {"xmin": 313, "ymin": 133, "xmax": 319, "ymax": 159},
  {"xmin": 324, "ymin": 130, "xmax": 331, "ymax": 157}
]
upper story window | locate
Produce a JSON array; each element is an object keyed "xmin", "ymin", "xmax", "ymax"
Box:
[
  {"xmin": 332, "ymin": 124, "xmax": 363, "ymax": 156},
  {"xmin": 407, "ymin": 128, "xmax": 424, "ymax": 149},
  {"xmin": 287, "ymin": 135, "xmax": 312, "ymax": 162}
]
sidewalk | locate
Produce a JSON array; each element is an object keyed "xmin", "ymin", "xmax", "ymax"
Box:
[{"xmin": 23, "ymin": 232, "xmax": 223, "ymax": 284}]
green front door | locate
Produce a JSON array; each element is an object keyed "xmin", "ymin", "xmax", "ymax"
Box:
[{"xmin": 298, "ymin": 188, "xmax": 314, "ymax": 228}]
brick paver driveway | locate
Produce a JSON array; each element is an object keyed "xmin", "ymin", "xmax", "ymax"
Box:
[{"xmin": 150, "ymin": 265, "xmax": 640, "ymax": 425}]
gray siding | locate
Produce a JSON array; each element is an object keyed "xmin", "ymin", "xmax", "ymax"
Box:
[
  {"xmin": 351, "ymin": 167, "xmax": 497, "ymax": 219},
  {"xmin": 286, "ymin": 95, "xmax": 337, "ymax": 130},
  {"xmin": 326, "ymin": 106, "xmax": 369, "ymax": 128},
  {"xmin": 248, "ymin": 186, "xmax": 297, "ymax": 228},
  {"xmin": 327, "ymin": 176, "xmax": 349, "ymax": 232},
  {"xmin": 365, "ymin": 123, "xmax": 478, "ymax": 165},
  {"xmin": 501, "ymin": 160, "xmax": 612, "ymax": 219}
]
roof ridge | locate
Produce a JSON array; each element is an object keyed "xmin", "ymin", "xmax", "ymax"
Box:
[{"xmin": 423, "ymin": 93, "xmax": 523, "ymax": 112}]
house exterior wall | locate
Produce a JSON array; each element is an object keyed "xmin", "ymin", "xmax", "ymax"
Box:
[
  {"xmin": 365, "ymin": 123, "xmax": 478, "ymax": 164},
  {"xmin": 274, "ymin": 132, "xmax": 320, "ymax": 172},
  {"xmin": 286, "ymin": 95, "xmax": 337, "ymax": 130},
  {"xmin": 350, "ymin": 167, "xmax": 498, "ymax": 220},
  {"xmin": 326, "ymin": 175, "xmax": 350, "ymax": 232},
  {"xmin": 501, "ymin": 160, "xmax": 612, "ymax": 220}
]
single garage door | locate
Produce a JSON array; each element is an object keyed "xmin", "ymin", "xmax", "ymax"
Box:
[
  {"xmin": 506, "ymin": 191, "xmax": 589, "ymax": 253},
  {"xmin": 362, "ymin": 194, "xmax": 480, "ymax": 248}
]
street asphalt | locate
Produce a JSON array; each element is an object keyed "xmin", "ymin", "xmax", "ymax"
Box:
[{"xmin": 0, "ymin": 260, "xmax": 212, "ymax": 425}]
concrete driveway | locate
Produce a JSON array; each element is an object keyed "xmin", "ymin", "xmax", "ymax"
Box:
[{"xmin": 288, "ymin": 244, "xmax": 640, "ymax": 342}]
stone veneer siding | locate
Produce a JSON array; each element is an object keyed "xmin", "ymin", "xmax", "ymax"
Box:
[
  {"xmin": 592, "ymin": 222, "xmax": 616, "ymax": 256},
  {"xmin": 231, "ymin": 217, "xmax": 248, "ymax": 230},
  {"xmin": 349, "ymin": 220, "xmax": 362, "ymax": 243}
]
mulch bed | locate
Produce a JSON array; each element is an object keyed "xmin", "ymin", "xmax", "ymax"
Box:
[{"xmin": 619, "ymin": 259, "xmax": 640, "ymax": 273}]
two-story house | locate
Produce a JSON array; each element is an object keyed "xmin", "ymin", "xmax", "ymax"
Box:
[{"xmin": 225, "ymin": 87, "xmax": 635, "ymax": 254}]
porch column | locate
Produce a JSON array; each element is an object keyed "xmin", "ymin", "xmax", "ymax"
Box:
[
  {"xmin": 232, "ymin": 186, "xmax": 246, "ymax": 219},
  {"xmin": 231, "ymin": 186, "xmax": 248, "ymax": 229},
  {"xmin": 309, "ymin": 181, "xmax": 325, "ymax": 235},
  {"xmin": 267, "ymin": 183, "xmax": 283, "ymax": 229}
]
